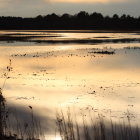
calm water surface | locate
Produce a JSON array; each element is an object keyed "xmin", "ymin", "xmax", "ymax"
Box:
[{"xmin": 0, "ymin": 30, "xmax": 140, "ymax": 139}]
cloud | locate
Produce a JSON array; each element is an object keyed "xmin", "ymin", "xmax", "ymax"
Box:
[
  {"xmin": 0, "ymin": 0, "xmax": 48, "ymax": 16},
  {"xmin": 49, "ymin": 0, "xmax": 128, "ymax": 3},
  {"xmin": 0, "ymin": 0, "xmax": 139, "ymax": 17},
  {"xmin": 0, "ymin": 0, "xmax": 47, "ymax": 8}
]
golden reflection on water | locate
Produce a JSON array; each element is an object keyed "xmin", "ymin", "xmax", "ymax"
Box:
[{"xmin": 0, "ymin": 31, "xmax": 140, "ymax": 137}]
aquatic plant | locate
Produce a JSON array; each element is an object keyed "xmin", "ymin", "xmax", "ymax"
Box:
[{"xmin": 56, "ymin": 109, "xmax": 140, "ymax": 140}]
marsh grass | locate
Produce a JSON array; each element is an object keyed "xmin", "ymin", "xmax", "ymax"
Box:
[
  {"xmin": 0, "ymin": 61, "xmax": 43, "ymax": 140},
  {"xmin": 56, "ymin": 109, "xmax": 140, "ymax": 140},
  {"xmin": 0, "ymin": 94, "xmax": 43, "ymax": 140}
]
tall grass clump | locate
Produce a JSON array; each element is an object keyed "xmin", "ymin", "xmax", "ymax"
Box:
[
  {"xmin": 0, "ymin": 60, "xmax": 44, "ymax": 140},
  {"xmin": 0, "ymin": 59, "xmax": 12, "ymax": 139},
  {"xmin": 56, "ymin": 109, "xmax": 140, "ymax": 140}
]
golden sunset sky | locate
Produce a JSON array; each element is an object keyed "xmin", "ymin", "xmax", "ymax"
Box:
[{"xmin": 0, "ymin": 0, "xmax": 139, "ymax": 17}]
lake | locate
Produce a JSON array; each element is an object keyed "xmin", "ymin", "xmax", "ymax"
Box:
[{"xmin": 0, "ymin": 30, "xmax": 140, "ymax": 140}]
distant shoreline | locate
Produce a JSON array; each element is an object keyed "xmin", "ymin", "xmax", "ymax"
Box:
[
  {"xmin": 0, "ymin": 11, "xmax": 140, "ymax": 30},
  {"xmin": 1, "ymin": 30, "xmax": 140, "ymax": 33}
]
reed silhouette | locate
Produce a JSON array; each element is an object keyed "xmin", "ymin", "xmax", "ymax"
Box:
[
  {"xmin": 56, "ymin": 109, "xmax": 140, "ymax": 140},
  {"xmin": 0, "ymin": 61, "xmax": 43, "ymax": 140}
]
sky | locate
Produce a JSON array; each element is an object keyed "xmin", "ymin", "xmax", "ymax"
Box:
[{"xmin": 0, "ymin": 0, "xmax": 140, "ymax": 17}]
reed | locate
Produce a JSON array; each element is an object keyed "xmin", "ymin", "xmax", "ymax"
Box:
[
  {"xmin": 56, "ymin": 109, "xmax": 140, "ymax": 140},
  {"xmin": 0, "ymin": 61, "xmax": 43, "ymax": 140}
]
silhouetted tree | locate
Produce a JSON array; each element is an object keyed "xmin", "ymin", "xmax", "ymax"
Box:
[{"xmin": 0, "ymin": 11, "xmax": 139, "ymax": 30}]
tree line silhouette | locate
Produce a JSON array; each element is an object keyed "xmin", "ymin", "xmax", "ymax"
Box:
[{"xmin": 0, "ymin": 11, "xmax": 140, "ymax": 30}]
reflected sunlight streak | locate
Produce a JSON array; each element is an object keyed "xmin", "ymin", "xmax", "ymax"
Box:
[{"xmin": 54, "ymin": 137, "xmax": 62, "ymax": 140}]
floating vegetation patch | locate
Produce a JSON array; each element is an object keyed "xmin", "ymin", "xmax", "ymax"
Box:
[
  {"xmin": 88, "ymin": 50, "xmax": 115, "ymax": 55},
  {"xmin": 124, "ymin": 46, "xmax": 140, "ymax": 49},
  {"xmin": 94, "ymin": 36, "xmax": 112, "ymax": 39}
]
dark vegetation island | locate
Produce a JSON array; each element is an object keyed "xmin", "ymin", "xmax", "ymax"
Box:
[{"xmin": 0, "ymin": 11, "xmax": 140, "ymax": 30}]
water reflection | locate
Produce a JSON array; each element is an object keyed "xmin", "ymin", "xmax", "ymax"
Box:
[
  {"xmin": 0, "ymin": 31, "xmax": 140, "ymax": 139},
  {"xmin": 1, "ymin": 30, "xmax": 140, "ymax": 45}
]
